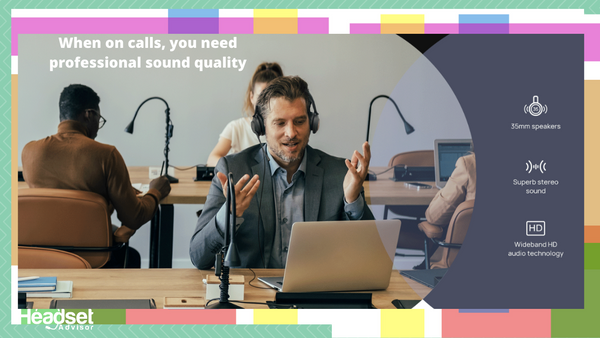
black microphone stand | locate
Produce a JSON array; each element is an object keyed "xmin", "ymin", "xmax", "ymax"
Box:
[
  {"xmin": 366, "ymin": 95, "xmax": 415, "ymax": 181},
  {"xmin": 206, "ymin": 172, "xmax": 242, "ymax": 309},
  {"xmin": 125, "ymin": 97, "xmax": 178, "ymax": 183}
]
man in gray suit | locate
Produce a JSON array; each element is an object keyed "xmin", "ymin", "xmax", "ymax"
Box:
[{"xmin": 190, "ymin": 76, "xmax": 374, "ymax": 269}]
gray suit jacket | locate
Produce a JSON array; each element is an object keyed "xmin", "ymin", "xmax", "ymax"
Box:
[{"xmin": 189, "ymin": 144, "xmax": 374, "ymax": 269}]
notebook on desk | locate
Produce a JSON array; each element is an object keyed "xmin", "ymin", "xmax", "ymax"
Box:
[
  {"xmin": 259, "ymin": 220, "xmax": 401, "ymax": 293},
  {"xmin": 50, "ymin": 299, "xmax": 156, "ymax": 309}
]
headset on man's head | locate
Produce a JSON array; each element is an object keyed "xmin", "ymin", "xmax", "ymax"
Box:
[{"xmin": 251, "ymin": 91, "xmax": 320, "ymax": 137}]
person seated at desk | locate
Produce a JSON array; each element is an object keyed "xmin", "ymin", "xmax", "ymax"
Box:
[
  {"xmin": 21, "ymin": 84, "xmax": 172, "ymax": 268},
  {"xmin": 190, "ymin": 76, "xmax": 375, "ymax": 269},
  {"xmin": 207, "ymin": 62, "xmax": 284, "ymax": 166},
  {"xmin": 416, "ymin": 152, "xmax": 476, "ymax": 269}
]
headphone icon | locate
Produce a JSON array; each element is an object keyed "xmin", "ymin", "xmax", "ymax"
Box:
[
  {"xmin": 251, "ymin": 91, "xmax": 320, "ymax": 137},
  {"xmin": 524, "ymin": 95, "xmax": 548, "ymax": 117}
]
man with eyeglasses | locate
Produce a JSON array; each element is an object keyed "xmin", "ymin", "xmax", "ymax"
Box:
[{"xmin": 22, "ymin": 84, "xmax": 171, "ymax": 268}]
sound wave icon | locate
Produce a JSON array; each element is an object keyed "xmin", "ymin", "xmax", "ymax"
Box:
[
  {"xmin": 524, "ymin": 104, "xmax": 548, "ymax": 116},
  {"xmin": 526, "ymin": 160, "xmax": 547, "ymax": 174}
]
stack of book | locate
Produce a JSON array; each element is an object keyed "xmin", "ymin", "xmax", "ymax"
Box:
[{"xmin": 18, "ymin": 276, "xmax": 73, "ymax": 298}]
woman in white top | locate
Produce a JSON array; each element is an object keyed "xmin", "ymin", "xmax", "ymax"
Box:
[{"xmin": 207, "ymin": 62, "xmax": 284, "ymax": 166}]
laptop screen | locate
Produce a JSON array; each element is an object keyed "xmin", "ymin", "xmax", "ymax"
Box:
[{"xmin": 435, "ymin": 140, "xmax": 472, "ymax": 184}]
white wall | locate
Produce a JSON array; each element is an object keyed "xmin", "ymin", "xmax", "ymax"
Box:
[{"xmin": 18, "ymin": 34, "xmax": 470, "ymax": 268}]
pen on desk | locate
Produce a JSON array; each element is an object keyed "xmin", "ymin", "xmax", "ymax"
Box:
[
  {"xmin": 18, "ymin": 276, "xmax": 39, "ymax": 282},
  {"xmin": 160, "ymin": 160, "xmax": 165, "ymax": 176}
]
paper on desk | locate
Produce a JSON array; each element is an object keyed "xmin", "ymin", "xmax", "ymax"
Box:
[
  {"xmin": 18, "ymin": 276, "xmax": 39, "ymax": 282},
  {"xmin": 149, "ymin": 166, "xmax": 175, "ymax": 179},
  {"xmin": 26, "ymin": 281, "xmax": 73, "ymax": 298},
  {"xmin": 132, "ymin": 183, "xmax": 150, "ymax": 194}
]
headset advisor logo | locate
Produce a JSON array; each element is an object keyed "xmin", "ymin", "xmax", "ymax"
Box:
[{"xmin": 20, "ymin": 309, "xmax": 94, "ymax": 331}]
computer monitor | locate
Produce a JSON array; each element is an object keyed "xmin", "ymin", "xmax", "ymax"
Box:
[{"xmin": 434, "ymin": 139, "xmax": 472, "ymax": 189}]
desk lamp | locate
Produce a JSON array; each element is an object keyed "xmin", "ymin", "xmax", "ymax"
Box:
[
  {"xmin": 206, "ymin": 172, "xmax": 242, "ymax": 309},
  {"xmin": 366, "ymin": 95, "xmax": 415, "ymax": 181},
  {"xmin": 125, "ymin": 96, "xmax": 178, "ymax": 183}
]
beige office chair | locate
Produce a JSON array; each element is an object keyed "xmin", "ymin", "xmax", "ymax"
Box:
[
  {"xmin": 19, "ymin": 188, "xmax": 119, "ymax": 268},
  {"xmin": 18, "ymin": 246, "xmax": 91, "ymax": 269},
  {"xmin": 418, "ymin": 199, "xmax": 474, "ymax": 269},
  {"xmin": 384, "ymin": 150, "xmax": 434, "ymax": 250}
]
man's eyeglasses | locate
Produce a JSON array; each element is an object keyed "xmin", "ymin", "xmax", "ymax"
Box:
[
  {"xmin": 87, "ymin": 109, "xmax": 107, "ymax": 129},
  {"xmin": 98, "ymin": 115, "xmax": 107, "ymax": 129}
]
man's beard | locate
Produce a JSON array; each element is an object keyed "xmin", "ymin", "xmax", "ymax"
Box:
[
  {"xmin": 270, "ymin": 138, "xmax": 305, "ymax": 165},
  {"xmin": 273, "ymin": 147, "xmax": 302, "ymax": 164}
]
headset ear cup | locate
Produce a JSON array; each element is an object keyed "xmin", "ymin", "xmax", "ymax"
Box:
[
  {"xmin": 307, "ymin": 94, "xmax": 319, "ymax": 134},
  {"xmin": 251, "ymin": 106, "xmax": 265, "ymax": 136},
  {"xmin": 310, "ymin": 113, "xmax": 319, "ymax": 134}
]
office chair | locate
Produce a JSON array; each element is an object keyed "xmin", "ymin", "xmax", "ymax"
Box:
[
  {"xmin": 384, "ymin": 150, "xmax": 434, "ymax": 251},
  {"xmin": 19, "ymin": 188, "xmax": 125, "ymax": 268},
  {"xmin": 418, "ymin": 199, "xmax": 474, "ymax": 269},
  {"xmin": 18, "ymin": 246, "xmax": 91, "ymax": 269}
]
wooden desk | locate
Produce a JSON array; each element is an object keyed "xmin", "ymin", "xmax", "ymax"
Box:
[
  {"xmin": 126, "ymin": 167, "xmax": 211, "ymax": 205},
  {"xmin": 120, "ymin": 166, "xmax": 439, "ymax": 206},
  {"xmin": 19, "ymin": 269, "xmax": 429, "ymax": 309},
  {"xmin": 17, "ymin": 167, "xmax": 210, "ymax": 205},
  {"xmin": 363, "ymin": 167, "xmax": 438, "ymax": 205},
  {"xmin": 17, "ymin": 166, "xmax": 439, "ymax": 205},
  {"xmin": 18, "ymin": 167, "xmax": 438, "ymax": 268}
]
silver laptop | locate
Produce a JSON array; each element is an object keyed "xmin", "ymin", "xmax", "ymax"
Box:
[
  {"xmin": 434, "ymin": 139, "xmax": 472, "ymax": 189},
  {"xmin": 259, "ymin": 220, "xmax": 401, "ymax": 292}
]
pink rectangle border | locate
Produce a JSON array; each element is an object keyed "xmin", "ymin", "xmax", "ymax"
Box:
[
  {"xmin": 219, "ymin": 18, "xmax": 254, "ymax": 34},
  {"xmin": 442, "ymin": 309, "xmax": 551, "ymax": 337},
  {"xmin": 12, "ymin": 18, "xmax": 168, "ymax": 55},
  {"xmin": 350, "ymin": 23, "xmax": 380, "ymax": 34},
  {"xmin": 11, "ymin": 18, "xmax": 599, "ymax": 61},
  {"xmin": 126, "ymin": 309, "xmax": 237, "ymax": 324},
  {"xmin": 424, "ymin": 24, "xmax": 460, "ymax": 34},
  {"xmin": 298, "ymin": 18, "xmax": 329, "ymax": 34},
  {"xmin": 510, "ymin": 24, "xmax": 599, "ymax": 61}
]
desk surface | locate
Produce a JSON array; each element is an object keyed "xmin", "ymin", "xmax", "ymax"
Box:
[
  {"xmin": 17, "ymin": 166, "xmax": 439, "ymax": 268},
  {"xmin": 19, "ymin": 166, "xmax": 439, "ymax": 206},
  {"xmin": 19, "ymin": 268, "xmax": 430, "ymax": 309}
]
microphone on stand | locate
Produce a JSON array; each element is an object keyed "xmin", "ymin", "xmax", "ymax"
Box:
[
  {"xmin": 125, "ymin": 96, "xmax": 178, "ymax": 183},
  {"xmin": 224, "ymin": 172, "xmax": 241, "ymax": 267},
  {"xmin": 206, "ymin": 171, "xmax": 242, "ymax": 309},
  {"xmin": 365, "ymin": 95, "xmax": 415, "ymax": 181}
]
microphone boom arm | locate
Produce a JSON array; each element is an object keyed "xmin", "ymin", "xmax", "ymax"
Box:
[{"xmin": 366, "ymin": 94, "xmax": 415, "ymax": 142}]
